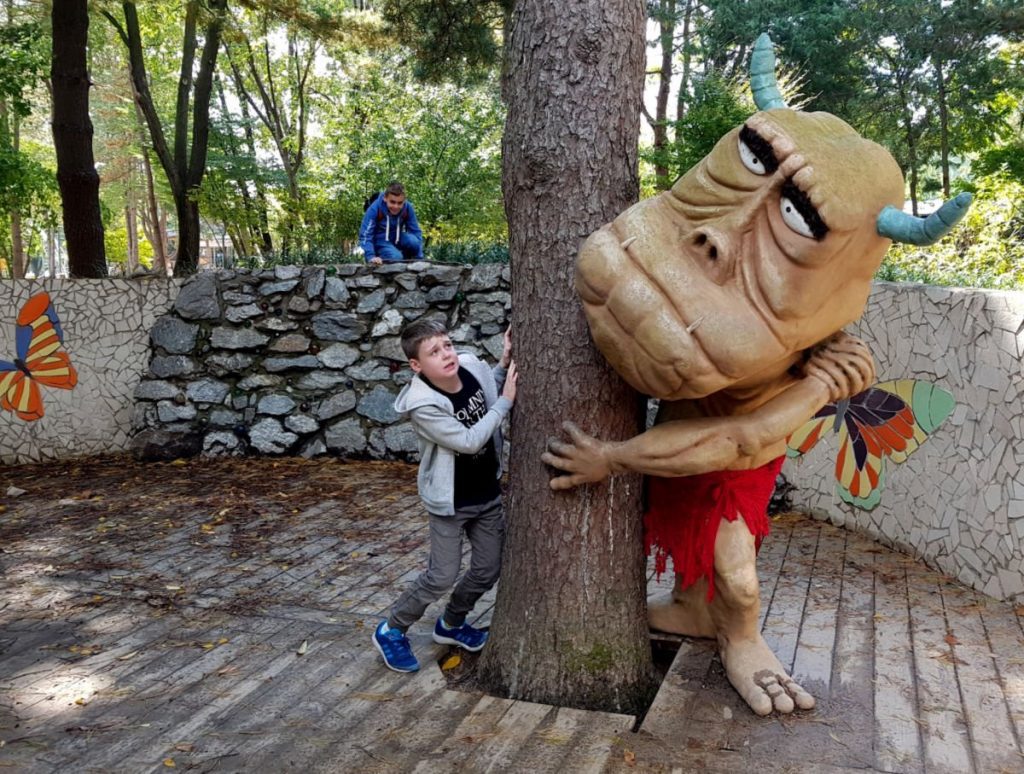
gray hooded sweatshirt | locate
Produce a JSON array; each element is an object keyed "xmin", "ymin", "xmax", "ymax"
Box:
[{"xmin": 393, "ymin": 352, "xmax": 511, "ymax": 516}]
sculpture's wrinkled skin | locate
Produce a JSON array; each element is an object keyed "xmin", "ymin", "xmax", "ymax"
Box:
[{"xmin": 543, "ymin": 98, "xmax": 925, "ymax": 715}]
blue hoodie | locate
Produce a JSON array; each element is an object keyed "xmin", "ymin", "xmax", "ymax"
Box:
[{"xmin": 358, "ymin": 194, "xmax": 424, "ymax": 260}]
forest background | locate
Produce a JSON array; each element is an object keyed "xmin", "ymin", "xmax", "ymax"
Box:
[{"xmin": 3, "ymin": 0, "xmax": 1023, "ymax": 288}]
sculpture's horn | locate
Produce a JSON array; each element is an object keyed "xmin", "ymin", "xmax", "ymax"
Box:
[
  {"xmin": 750, "ymin": 33, "xmax": 787, "ymax": 111},
  {"xmin": 876, "ymin": 192, "xmax": 973, "ymax": 246}
]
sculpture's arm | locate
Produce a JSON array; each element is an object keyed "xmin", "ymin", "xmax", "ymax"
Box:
[{"xmin": 542, "ymin": 332, "xmax": 874, "ymax": 489}]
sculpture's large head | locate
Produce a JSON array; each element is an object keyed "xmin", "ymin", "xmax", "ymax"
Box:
[{"xmin": 577, "ymin": 34, "xmax": 971, "ymax": 401}]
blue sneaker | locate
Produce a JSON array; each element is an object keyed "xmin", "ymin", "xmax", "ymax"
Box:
[
  {"xmin": 432, "ymin": 617, "xmax": 488, "ymax": 652},
  {"xmin": 372, "ymin": 621, "xmax": 419, "ymax": 673}
]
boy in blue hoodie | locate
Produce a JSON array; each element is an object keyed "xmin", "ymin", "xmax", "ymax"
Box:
[
  {"xmin": 372, "ymin": 319, "xmax": 517, "ymax": 672},
  {"xmin": 359, "ymin": 181, "xmax": 424, "ymax": 264}
]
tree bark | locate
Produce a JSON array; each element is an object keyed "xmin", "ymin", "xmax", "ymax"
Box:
[
  {"xmin": 933, "ymin": 54, "xmax": 950, "ymax": 198},
  {"xmin": 128, "ymin": 66, "xmax": 168, "ymax": 273},
  {"xmin": 675, "ymin": 0, "xmax": 693, "ymax": 123},
  {"xmin": 126, "ymin": 202, "xmax": 139, "ymax": 273},
  {"xmin": 10, "ymin": 210, "xmax": 25, "ymax": 279},
  {"xmin": 651, "ymin": 0, "xmax": 675, "ymax": 188},
  {"xmin": 51, "ymin": 0, "xmax": 106, "ymax": 278},
  {"xmin": 477, "ymin": 0, "xmax": 656, "ymax": 715}
]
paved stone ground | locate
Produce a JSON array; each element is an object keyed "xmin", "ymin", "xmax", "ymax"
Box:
[{"xmin": 1, "ymin": 456, "xmax": 1022, "ymax": 773}]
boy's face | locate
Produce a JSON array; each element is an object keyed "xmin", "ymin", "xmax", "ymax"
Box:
[
  {"xmin": 384, "ymin": 193, "xmax": 406, "ymax": 215},
  {"xmin": 409, "ymin": 334, "xmax": 457, "ymax": 382}
]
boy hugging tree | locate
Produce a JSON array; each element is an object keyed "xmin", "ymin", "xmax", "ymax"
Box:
[{"xmin": 373, "ymin": 319, "xmax": 518, "ymax": 673}]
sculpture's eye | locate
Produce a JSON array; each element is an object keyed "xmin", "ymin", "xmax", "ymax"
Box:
[
  {"xmin": 738, "ymin": 137, "xmax": 768, "ymax": 175},
  {"xmin": 737, "ymin": 125, "xmax": 778, "ymax": 176},
  {"xmin": 778, "ymin": 180, "xmax": 828, "ymax": 240},
  {"xmin": 780, "ymin": 196, "xmax": 814, "ymax": 238}
]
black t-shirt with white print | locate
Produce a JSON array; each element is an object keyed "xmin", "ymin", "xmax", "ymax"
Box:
[{"xmin": 423, "ymin": 366, "xmax": 501, "ymax": 508}]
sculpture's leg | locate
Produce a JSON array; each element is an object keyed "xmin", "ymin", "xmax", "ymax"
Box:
[
  {"xmin": 647, "ymin": 573, "xmax": 716, "ymax": 638},
  {"xmin": 708, "ymin": 516, "xmax": 815, "ymax": 716}
]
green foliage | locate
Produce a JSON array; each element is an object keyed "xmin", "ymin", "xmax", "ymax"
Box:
[
  {"xmin": 0, "ymin": 22, "xmax": 48, "ymax": 121},
  {"xmin": 309, "ymin": 54, "xmax": 506, "ymax": 247},
  {"xmin": 425, "ymin": 240, "xmax": 507, "ymax": 264},
  {"xmin": 0, "ymin": 141, "xmax": 58, "ymax": 223},
  {"xmin": 103, "ymin": 225, "xmax": 154, "ymax": 267},
  {"xmin": 878, "ymin": 173, "xmax": 1024, "ymax": 289},
  {"xmin": 376, "ymin": 0, "xmax": 508, "ymax": 84},
  {"xmin": 663, "ymin": 72, "xmax": 754, "ymax": 180}
]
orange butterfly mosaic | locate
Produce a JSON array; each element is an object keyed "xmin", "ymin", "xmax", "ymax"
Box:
[{"xmin": 0, "ymin": 292, "xmax": 78, "ymax": 421}]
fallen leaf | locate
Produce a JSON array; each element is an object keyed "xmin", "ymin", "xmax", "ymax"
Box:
[
  {"xmin": 173, "ymin": 743, "xmax": 194, "ymax": 753},
  {"xmin": 165, "ymin": 585, "xmax": 182, "ymax": 591},
  {"xmin": 170, "ymin": 459, "xmax": 187, "ymax": 466},
  {"xmin": 216, "ymin": 666, "xmax": 239, "ymax": 676},
  {"xmin": 623, "ymin": 750, "xmax": 636, "ymax": 765},
  {"xmin": 296, "ymin": 640, "xmax": 308, "ymax": 656},
  {"xmin": 118, "ymin": 651, "xmax": 139, "ymax": 661},
  {"xmin": 74, "ymin": 697, "xmax": 89, "ymax": 706},
  {"xmin": 441, "ymin": 654, "xmax": 462, "ymax": 671},
  {"xmin": 352, "ymin": 692, "xmax": 394, "ymax": 702},
  {"xmin": 163, "ymin": 758, "xmax": 176, "ymax": 768},
  {"xmin": 217, "ymin": 637, "xmax": 229, "ymax": 645},
  {"xmin": 201, "ymin": 642, "xmax": 215, "ymax": 650},
  {"xmin": 945, "ymin": 633, "xmax": 960, "ymax": 646}
]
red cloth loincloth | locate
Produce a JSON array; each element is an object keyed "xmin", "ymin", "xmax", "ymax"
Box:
[{"xmin": 644, "ymin": 456, "xmax": 785, "ymax": 601}]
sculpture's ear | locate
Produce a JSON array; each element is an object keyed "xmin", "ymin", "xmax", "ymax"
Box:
[
  {"xmin": 750, "ymin": 33, "xmax": 788, "ymax": 111},
  {"xmin": 876, "ymin": 193, "xmax": 973, "ymax": 246}
]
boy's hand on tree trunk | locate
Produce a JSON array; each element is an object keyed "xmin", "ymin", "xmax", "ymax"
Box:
[{"xmin": 501, "ymin": 361, "xmax": 518, "ymax": 402}]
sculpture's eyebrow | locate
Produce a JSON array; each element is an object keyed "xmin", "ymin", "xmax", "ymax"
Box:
[
  {"xmin": 739, "ymin": 124, "xmax": 780, "ymax": 174},
  {"xmin": 780, "ymin": 179, "xmax": 829, "ymax": 240}
]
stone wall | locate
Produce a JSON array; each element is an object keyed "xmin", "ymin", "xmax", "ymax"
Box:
[
  {"xmin": 0, "ymin": 279, "xmax": 183, "ymax": 464},
  {"xmin": 129, "ymin": 263, "xmax": 510, "ymax": 460},
  {"xmin": 787, "ymin": 282, "xmax": 1024, "ymax": 601}
]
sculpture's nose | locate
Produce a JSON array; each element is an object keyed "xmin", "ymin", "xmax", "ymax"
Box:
[{"xmin": 689, "ymin": 187, "xmax": 771, "ymax": 284}]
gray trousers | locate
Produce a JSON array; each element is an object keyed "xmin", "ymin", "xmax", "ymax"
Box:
[{"xmin": 388, "ymin": 496, "xmax": 504, "ymax": 631}]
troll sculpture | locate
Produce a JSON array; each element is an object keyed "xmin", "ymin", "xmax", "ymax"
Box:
[{"xmin": 542, "ymin": 35, "xmax": 970, "ymax": 716}]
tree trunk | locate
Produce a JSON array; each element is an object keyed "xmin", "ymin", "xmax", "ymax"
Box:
[
  {"xmin": 126, "ymin": 202, "xmax": 139, "ymax": 273},
  {"xmin": 51, "ymin": 0, "xmax": 107, "ymax": 278},
  {"xmin": 652, "ymin": 0, "xmax": 675, "ymax": 189},
  {"xmin": 10, "ymin": 211, "xmax": 25, "ymax": 279},
  {"xmin": 47, "ymin": 226, "xmax": 56, "ymax": 277},
  {"xmin": 933, "ymin": 54, "xmax": 950, "ymax": 198},
  {"xmin": 175, "ymin": 196, "xmax": 201, "ymax": 275},
  {"xmin": 129, "ymin": 66, "xmax": 168, "ymax": 273},
  {"xmin": 477, "ymin": 0, "xmax": 656, "ymax": 715},
  {"xmin": 675, "ymin": 0, "xmax": 693, "ymax": 123}
]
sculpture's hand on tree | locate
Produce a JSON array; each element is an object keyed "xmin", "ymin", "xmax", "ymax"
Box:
[
  {"xmin": 804, "ymin": 332, "xmax": 875, "ymax": 403},
  {"xmin": 542, "ymin": 421, "xmax": 612, "ymax": 490}
]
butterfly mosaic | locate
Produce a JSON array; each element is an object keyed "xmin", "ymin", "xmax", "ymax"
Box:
[
  {"xmin": 786, "ymin": 380, "xmax": 955, "ymax": 511},
  {"xmin": 0, "ymin": 292, "xmax": 78, "ymax": 421}
]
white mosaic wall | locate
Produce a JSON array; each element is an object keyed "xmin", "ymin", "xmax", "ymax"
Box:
[
  {"xmin": 0, "ymin": 279, "xmax": 182, "ymax": 464},
  {"xmin": 788, "ymin": 282, "xmax": 1024, "ymax": 601}
]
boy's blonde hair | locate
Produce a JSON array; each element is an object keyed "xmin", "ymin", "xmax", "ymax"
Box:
[{"xmin": 400, "ymin": 319, "xmax": 448, "ymax": 360}]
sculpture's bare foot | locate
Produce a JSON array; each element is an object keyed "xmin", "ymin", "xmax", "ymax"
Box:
[
  {"xmin": 719, "ymin": 635, "xmax": 815, "ymax": 716},
  {"xmin": 648, "ymin": 593, "xmax": 716, "ymax": 638}
]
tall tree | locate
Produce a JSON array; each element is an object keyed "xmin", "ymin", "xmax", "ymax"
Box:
[
  {"xmin": 103, "ymin": 0, "xmax": 227, "ymax": 276},
  {"xmin": 223, "ymin": 10, "xmax": 317, "ymax": 253},
  {"xmin": 51, "ymin": 0, "xmax": 107, "ymax": 277},
  {"xmin": 0, "ymin": 5, "xmax": 53, "ymax": 278},
  {"xmin": 476, "ymin": 0, "xmax": 656, "ymax": 713}
]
